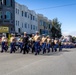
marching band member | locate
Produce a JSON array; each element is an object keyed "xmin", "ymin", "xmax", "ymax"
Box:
[
  {"xmin": 54, "ymin": 39, "xmax": 58, "ymax": 52},
  {"xmin": 41, "ymin": 34, "xmax": 47, "ymax": 54},
  {"xmin": 34, "ymin": 31, "xmax": 41, "ymax": 55},
  {"xmin": 58, "ymin": 39, "xmax": 62, "ymax": 51},
  {"xmin": 22, "ymin": 32, "xmax": 29, "ymax": 54},
  {"xmin": 46, "ymin": 35, "xmax": 51, "ymax": 53},
  {"xmin": 1, "ymin": 34, "xmax": 8, "ymax": 52},
  {"xmin": 10, "ymin": 33, "xmax": 16, "ymax": 53},
  {"xmin": 51, "ymin": 39, "xmax": 55, "ymax": 52},
  {"xmin": 19, "ymin": 37, "xmax": 24, "ymax": 53},
  {"xmin": 31, "ymin": 34, "xmax": 35, "ymax": 53}
]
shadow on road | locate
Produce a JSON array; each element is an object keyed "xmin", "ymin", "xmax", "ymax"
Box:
[{"xmin": 39, "ymin": 49, "xmax": 72, "ymax": 56}]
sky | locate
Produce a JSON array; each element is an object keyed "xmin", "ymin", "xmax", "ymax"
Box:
[{"xmin": 16, "ymin": 0, "xmax": 76, "ymax": 36}]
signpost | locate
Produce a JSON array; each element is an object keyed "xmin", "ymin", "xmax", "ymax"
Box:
[{"xmin": 0, "ymin": 27, "xmax": 9, "ymax": 33}]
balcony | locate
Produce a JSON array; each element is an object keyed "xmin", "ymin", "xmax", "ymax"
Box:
[{"xmin": 3, "ymin": 19, "xmax": 14, "ymax": 25}]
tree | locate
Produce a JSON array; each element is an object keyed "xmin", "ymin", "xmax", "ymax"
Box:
[
  {"xmin": 72, "ymin": 36, "xmax": 76, "ymax": 42},
  {"xmin": 51, "ymin": 18, "xmax": 62, "ymax": 39}
]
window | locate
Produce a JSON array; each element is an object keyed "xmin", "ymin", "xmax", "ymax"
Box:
[
  {"xmin": 11, "ymin": 28, "xmax": 13, "ymax": 31},
  {"xmin": 40, "ymin": 20, "xmax": 43, "ymax": 25},
  {"xmin": 25, "ymin": 23, "xmax": 27, "ymax": 28},
  {"xmin": 28, "ymin": 24, "xmax": 29, "ymax": 28},
  {"xmin": 22, "ymin": 23, "xmax": 23, "ymax": 28},
  {"xmin": 30, "ymin": 14, "xmax": 32, "ymax": 20},
  {"xmin": 11, "ymin": 0, "xmax": 12, "ymax": 6},
  {"xmin": 28, "ymin": 15, "xmax": 29, "ymax": 18},
  {"xmin": 18, "ymin": 9, "xmax": 19, "ymax": 14},
  {"xmin": 18, "ymin": 28, "xmax": 21, "ymax": 33},
  {"xmin": 18, "ymin": 21, "xmax": 19, "ymax": 26},
  {"xmin": 6, "ymin": 0, "xmax": 11, "ymax": 6},
  {"xmin": 33, "ymin": 16, "xmax": 35, "ymax": 20},
  {"xmin": 22, "ymin": 11, "xmax": 23, "ymax": 17},
  {"xmin": 16, "ymin": 8, "xmax": 17, "ymax": 14},
  {"xmin": 11, "ymin": 13, "xmax": 12, "ymax": 19},
  {"xmin": 16, "ymin": 9, "xmax": 19, "ymax": 14},
  {"xmin": 5, "ymin": 11, "xmax": 11, "ymax": 20},
  {"xmin": 31, "ymin": 25, "xmax": 32, "ymax": 30},
  {"xmin": 16, "ymin": 20, "xmax": 17, "ymax": 26},
  {"xmin": 49, "ymin": 24, "xmax": 50, "ymax": 29},
  {"xmin": 25, "ymin": 12, "xmax": 27, "ymax": 17},
  {"xmin": 0, "ymin": 11, "xmax": 2, "ymax": 19},
  {"xmin": 33, "ymin": 25, "xmax": 35, "ymax": 30}
]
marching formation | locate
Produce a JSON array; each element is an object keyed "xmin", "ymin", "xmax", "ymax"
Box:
[{"xmin": 0, "ymin": 31, "xmax": 75, "ymax": 55}]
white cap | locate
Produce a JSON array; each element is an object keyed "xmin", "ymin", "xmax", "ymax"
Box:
[
  {"xmin": 42, "ymin": 34, "xmax": 45, "ymax": 36},
  {"xmin": 36, "ymin": 31, "xmax": 39, "ymax": 33},
  {"xmin": 11, "ymin": 33, "xmax": 15, "ymax": 36},
  {"xmin": 24, "ymin": 32, "xmax": 27, "ymax": 34},
  {"xmin": 47, "ymin": 35, "xmax": 50, "ymax": 37}
]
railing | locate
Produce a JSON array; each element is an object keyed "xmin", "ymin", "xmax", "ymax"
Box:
[{"xmin": 3, "ymin": 19, "xmax": 14, "ymax": 24}]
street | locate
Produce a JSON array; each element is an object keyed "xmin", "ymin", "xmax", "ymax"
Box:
[{"xmin": 0, "ymin": 48, "xmax": 76, "ymax": 75}]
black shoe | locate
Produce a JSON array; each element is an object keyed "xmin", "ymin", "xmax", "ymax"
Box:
[
  {"xmin": 1, "ymin": 51, "xmax": 3, "ymax": 53},
  {"xmin": 23, "ymin": 52, "xmax": 26, "ymax": 54},
  {"xmin": 43, "ymin": 51, "xmax": 44, "ymax": 54},
  {"xmin": 20, "ymin": 51, "xmax": 22, "ymax": 53},
  {"xmin": 48, "ymin": 50, "xmax": 50, "ymax": 53},
  {"xmin": 55, "ymin": 50, "xmax": 57, "ymax": 52},
  {"xmin": 10, "ymin": 52, "xmax": 12, "ymax": 54},
  {"xmin": 35, "ymin": 53, "xmax": 37, "ymax": 55}
]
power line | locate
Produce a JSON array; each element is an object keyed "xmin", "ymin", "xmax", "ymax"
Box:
[{"xmin": 34, "ymin": 3, "xmax": 76, "ymax": 10}]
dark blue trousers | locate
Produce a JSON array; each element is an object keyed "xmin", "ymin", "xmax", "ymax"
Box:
[
  {"xmin": 10, "ymin": 42, "xmax": 15, "ymax": 53},
  {"xmin": 42, "ymin": 43, "xmax": 46, "ymax": 54},
  {"xmin": 47, "ymin": 43, "xmax": 51, "ymax": 53},
  {"xmin": 34, "ymin": 41, "xmax": 40, "ymax": 55}
]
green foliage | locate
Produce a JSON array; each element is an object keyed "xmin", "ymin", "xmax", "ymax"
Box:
[{"xmin": 51, "ymin": 18, "xmax": 62, "ymax": 39}]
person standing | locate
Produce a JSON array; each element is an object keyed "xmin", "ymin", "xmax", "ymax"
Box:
[
  {"xmin": 1, "ymin": 34, "xmax": 8, "ymax": 53},
  {"xmin": 22, "ymin": 32, "xmax": 29, "ymax": 54},
  {"xmin": 34, "ymin": 31, "xmax": 40, "ymax": 55},
  {"xmin": 46, "ymin": 35, "xmax": 51, "ymax": 53},
  {"xmin": 41, "ymin": 34, "xmax": 47, "ymax": 54},
  {"xmin": 31, "ymin": 34, "xmax": 35, "ymax": 53},
  {"xmin": 51, "ymin": 39, "xmax": 55, "ymax": 52},
  {"xmin": 54, "ymin": 39, "xmax": 58, "ymax": 52},
  {"xmin": 19, "ymin": 37, "xmax": 24, "ymax": 53},
  {"xmin": 58, "ymin": 39, "xmax": 62, "ymax": 51},
  {"xmin": 10, "ymin": 34, "xmax": 16, "ymax": 53}
]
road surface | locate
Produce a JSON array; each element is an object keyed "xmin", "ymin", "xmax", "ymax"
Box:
[{"xmin": 0, "ymin": 48, "xmax": 76, "ymax": 75}]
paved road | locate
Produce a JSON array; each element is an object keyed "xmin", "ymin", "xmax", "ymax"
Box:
[{"xmin": 0, "ymin": 48, "xmax": 76, "ymax": 75}]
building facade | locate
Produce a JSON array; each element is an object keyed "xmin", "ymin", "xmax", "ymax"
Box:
[
  {"xmin": 37, "ymin": 14, "xmax": 52, "ymax": 36},
  {"xmin": 15, "ymin": 2, "xmax": 38, "ymax": 34},
  {"xmin": 0, "ymin": 0, "xmax": 52, "ymax": 36},
  {"xmin": 0, "ymin": 0, "xmax": 15, "ymax": 33}
]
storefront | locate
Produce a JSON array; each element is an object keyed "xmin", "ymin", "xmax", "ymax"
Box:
[{"xmin": 0, "ymin": 26, "xmax": 9, "ymax": 37}]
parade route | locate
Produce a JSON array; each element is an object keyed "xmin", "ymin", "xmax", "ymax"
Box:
[{"xmin": 0, "ymin": 48, "xmax": 76, "ymax": 75}]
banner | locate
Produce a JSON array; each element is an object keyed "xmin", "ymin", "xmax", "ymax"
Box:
[{"xmin": 0, "ymin": 27, "xmax": 9, "ymax": 33}]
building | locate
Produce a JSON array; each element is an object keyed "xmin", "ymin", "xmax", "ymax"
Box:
[
  {"xmin": 0, "ymin": 0, "xmax": 52, "ymax": 36},
  {"xmin": 15, "ymin": 2, "xmax": 38, "ymax": 34},
  {"xmin": 37, "ymin": 14, "xmax": 52, "ymax": 36},
  {"xmin": 0, "ymin": 0, "xmax": 38, "ymax": 35},
  {"xmin": 0, "ymin": 0, "xmax": 15, "ymax": 34}
]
